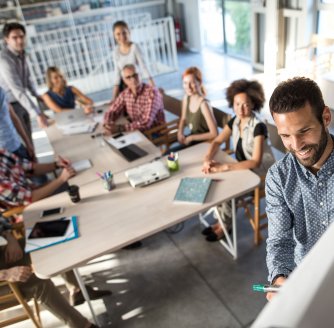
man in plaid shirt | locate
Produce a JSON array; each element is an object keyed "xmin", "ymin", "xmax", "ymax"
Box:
[
  {"xmin": 0, "ymin": 149, "xmax": 75, "ymax": 211},
  {"xmin": 103, "ymin": 64, "xmax": 165, "ymax": 134}
]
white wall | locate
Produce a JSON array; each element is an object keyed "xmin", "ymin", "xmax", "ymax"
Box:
[{"xmin": 175, "ymin": 0, "xmax": 202, "ymax": 52}]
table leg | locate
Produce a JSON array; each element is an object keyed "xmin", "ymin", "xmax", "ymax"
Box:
[
  {"xmin": 199, "ymin": 199, "xmax": 238, "ymax": 259},
  {"xmin": 73, "ymin": 268, "xmax": 99, "ymax": 325}
]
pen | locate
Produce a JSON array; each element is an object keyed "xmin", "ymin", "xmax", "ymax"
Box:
[
  {"xmin": 91, "ymin": 132, "xmax": 103, "ymax": 139},
  {"xmin": 96, "ymin": 172, "xmax": 104, "ymax": 180},
  {"xmin": 58, "ymin": 155, "xmax": 69, "ymax": 166},
  {"xmin": 252, "ymin": 284, "xmax": 281, "ymax": 293}
]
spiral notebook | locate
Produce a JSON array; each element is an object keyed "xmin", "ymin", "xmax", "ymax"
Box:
[{"xmin": 174, "ymin": 177, "xmax": 213, "ymax": 204}]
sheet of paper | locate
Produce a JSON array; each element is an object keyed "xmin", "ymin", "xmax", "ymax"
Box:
[
  {"xmin": 72, "ymin": 159, "xmax": 92, "ymax": 172},
  {"xmin": 59, "ymin": 122, "xmax": 97, "ymax": 135},
  {"xmin": 105, "ymin": 132, "xmax": 143, "ymax": 149}
]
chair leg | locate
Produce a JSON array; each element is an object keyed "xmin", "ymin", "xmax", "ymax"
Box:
[{"xmin": 8, "ymin": 283, "xmax": 42, "ymax": 328}]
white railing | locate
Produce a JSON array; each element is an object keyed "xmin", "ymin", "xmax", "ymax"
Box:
[{"xmin": 0, "ymin": 15, "xmax": 178, "ymax": 95}]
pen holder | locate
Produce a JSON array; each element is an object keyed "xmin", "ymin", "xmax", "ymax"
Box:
[
  {"xmin": 167, "ymin": 152, "xmax": 180, "ymax": 172},
  {"xmin": 103, "ymin": 176, "xmax": 115, "ymax": 191}
]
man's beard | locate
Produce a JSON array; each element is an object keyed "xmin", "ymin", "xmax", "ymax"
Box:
[{"xmin": 289, "ymin": 126, "xmax": 328, "ymax": 168}]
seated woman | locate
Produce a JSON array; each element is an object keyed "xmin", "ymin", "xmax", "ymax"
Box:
[
  {"xmin": 177, "ymin": 67, "xmax": 217, "ymax": 148},
  {"xmin": 42, "ymin": 66, "xmax": 93, "ymax": 113},
  {"xmin": 202, "ymin": 79, "xmax": 275, "ymax": 242}
]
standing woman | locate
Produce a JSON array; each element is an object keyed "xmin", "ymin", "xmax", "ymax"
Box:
[
  {"xmin": 41, "ymin": 67, "xmax": 93, "ymax": 113},
  {"xmin": 177, "ymin": 67, "xmax": 217, "ymax": 148},
  {"xmin": 112, "ymin": 20, "xmax": 155, "ymax": 101},
  {"xmin": 201, "ymin": 79, "xmax": 275, "ymax": 242}
]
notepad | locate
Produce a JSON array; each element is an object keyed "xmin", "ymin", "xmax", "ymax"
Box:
[
  {"xmin": 174, "ymin": 177, "xmax": 213, "ymax": 204},
  {"xmin": 59, "ymin": 122, "xmax": 97, "ymax": 135},
  {"xmin": 25, "ymin": 216, "xmax": 79, "ymax": 253},
  {"xmin": 72, "ymin": 159, "xmax": 92, "ymax": 172}
]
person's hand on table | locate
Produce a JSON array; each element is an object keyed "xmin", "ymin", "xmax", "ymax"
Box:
[
  {"xmin": 83, "ymin": 105, "xmax": 93, "ymax": 114},
  {"xmin": 57, "ymin": 155, "xmax": 71, "ymax": 168},
  {"xmin": 4, "ymin": 236, "xmax": 23, "ymax": 264},
  {"xmin": 206, "ymin": 162, "xmax": 230, "ymax": 173},
  {"xmin": 202, "ymin": 159, "xmax": 215, "ymax": 174},
  {"xmin": 103, "ymin": 122, "xmax": 121, "ymax": 135},
  {"xmin": 2, "ymin": 266, "xmax": 33, "ymax": 283},
  {"xmin": 60, "ymin": 166, "xmax": 76, "ymax": 182},
  {"xmin": 266, "ymin": 276, "xmax": 287, "ymax": 301}
]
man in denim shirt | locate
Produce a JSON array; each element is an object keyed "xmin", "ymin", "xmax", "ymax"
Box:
[{"xmin": 266, "ymin": 77, "xmax": 334, "ymax": 300}]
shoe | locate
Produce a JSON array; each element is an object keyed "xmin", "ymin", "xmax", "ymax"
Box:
[
  {"xmin": 205, "ymin": 229, "xmax": 232, "ymax": 242},
  {"xmin": 70, "ymin": 285, "xmax": 112, "ymax": 306},
  {"xmin": 201, "ymin": 226, "xmax": 213, "ymax": 235},
  {"xmin": 122, "ymin": 241, "xmax": 142, "ymax": 249}
]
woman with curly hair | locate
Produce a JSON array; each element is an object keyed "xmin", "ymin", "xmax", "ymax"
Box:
[
  {"xmin": 177, "ymin": 67, "xmax": 217, "ymax": 148},
  {"xmin": 201, "ymin": 79, "xmax": 275, "ymax": 242}
]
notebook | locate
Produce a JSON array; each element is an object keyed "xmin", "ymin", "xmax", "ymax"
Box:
[
  {"xmin": 72, "ymin": 159, "xmax": 92, "ymax": 172},
  {"xmin": 174, "ymin": 177, "xmax": 213, "ymax": 204},
  {"xmin": 25, "ymin": 216, "xmax": 79, "ymax": 253}
]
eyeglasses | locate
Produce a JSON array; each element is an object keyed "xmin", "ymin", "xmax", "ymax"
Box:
[{"xmin": 124, "ymin": 73, "xmax": 138, "ymax": 80}]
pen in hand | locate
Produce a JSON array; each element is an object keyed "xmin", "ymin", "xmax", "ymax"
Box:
[{"xmin": 253, "ymin": 284, "xmax": 281, "ymax": 293}]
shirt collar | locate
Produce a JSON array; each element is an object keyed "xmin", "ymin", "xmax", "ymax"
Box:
[
  {"xmin": 296, "ymin": 134, "xmax": 334, "ymax": 179},
  {"xmin": 6, "ymin": 45, "xmax": 25, "ymax": 58}
]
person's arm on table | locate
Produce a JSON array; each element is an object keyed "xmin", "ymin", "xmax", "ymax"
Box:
[
  {"xmin": 184, "ymin": 100, "xmax": 217, "ymax": 145},
  {"xmin": 71, "ymin": 86, "xmax": 94, "ymax": 114},
  {"xmin": 123, "ymin": 88, "xmax": 164, "ymax": 132},
  {"xmin": 265, "ymin": 165, "xmax": 295, "ymax": 301},
  {"xmin": 103, "ymin": 93, "xmax": 126, "ymax": 135},
  {"xmin": 8, "ymin": 104, "xmax": 36, "ymax": 160},
  {"xmin": 0, "ymin": 59, "xmax": 48, "ymax": 128},
  {"xmin": 209, "ymin": 135, "xmax": 265, "ymax": 172},
  {"xmin": 202, "ymin": 124, "xmax": 232, "ymax": 173}
]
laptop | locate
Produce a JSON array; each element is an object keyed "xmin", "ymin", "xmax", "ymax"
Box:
[
  {"xmin": 55, "ymin": 109, "xmax": 87, "ymax": 126},
  {"xmin": 125, "ymin": 160, "xmax": 170, "ymax": 188},
  {"xmin": 104, "ymin": 133, "xmax": 148, "ymax": 162}
]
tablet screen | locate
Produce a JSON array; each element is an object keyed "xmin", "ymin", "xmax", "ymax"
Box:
[{"xmin": 28, "ymin": 219, "xmax": 70, "ymax": 239}]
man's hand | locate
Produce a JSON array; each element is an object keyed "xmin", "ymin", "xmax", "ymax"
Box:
[
  {"xmin": 59, "ymin": 166, "xmax": 76, "ymax": 182},
  {"xmin": 36, "ymin": 114, "xmax": 49, "ymax": 128},
  {"xmin": 3, "ymin": 266, "xmax": 33, "ymax": 283},
  {"xmin": 103, "ymin": 123, "xmax": 117, "ymax": 136},
  {"xmin": 83, "ymin": 105, "xmax": 93, "ymax": 114},
  {"xmin": 266, "ymin": 277, "xmax": 287, "ymax": 301},
  {"xmin": 4, "ymin": 236, "xmax": 23, "ymax": 264}
]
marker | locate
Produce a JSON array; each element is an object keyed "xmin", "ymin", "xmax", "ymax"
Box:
[
  {"xmin": 58, "ymin": 155, "xmax": 70, "ymax": 166},
  {"xmin": 253, "ymin": 284, "xmax": 281, "ymax": 293},
  {"xmin": 96, "ymin": 172, "xmax": 104, "ymax": 180},
  {"xmin": 91, "ymin": 132, "xmax": 103, "ymax": 139}
]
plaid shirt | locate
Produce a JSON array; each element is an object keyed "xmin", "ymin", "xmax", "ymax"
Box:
[
  {"xmin": 104, "ymin": 83, "xmax": 165, "ymax": 132},
  {"xmin": 0, "ymin": 149, "xmax": 33, "ymax": 211}
]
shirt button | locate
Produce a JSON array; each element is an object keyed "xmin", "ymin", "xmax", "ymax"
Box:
[
  {"xmin": 320, "ymin": 202, "xmax": 324, "ymax": 206},
  {"xmin": 323, "ymin": 221, "xmax": 326, "ymax": 225},
  {"xmin": 319, "ymin": 182, "xmax": 323, "ymax": 186}
]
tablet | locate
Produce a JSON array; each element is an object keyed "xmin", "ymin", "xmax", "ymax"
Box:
[{"xmin": 28, "ymin": 219, "xmax": 70, "ymax": 239}]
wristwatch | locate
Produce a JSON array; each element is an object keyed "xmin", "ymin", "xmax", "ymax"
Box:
[{"xmin": 271, "ymin": 274, "xmax": 288, "ymax": 285}]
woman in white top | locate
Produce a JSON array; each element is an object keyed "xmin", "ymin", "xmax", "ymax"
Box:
[{"xmin": 112, "ymin": 20, "xmax": 155, "ymax": 101}]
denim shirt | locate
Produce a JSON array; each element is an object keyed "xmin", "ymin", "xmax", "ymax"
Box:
[{"xmin": 266, "ymin": 143, "xmax": 334, "ymax": 282}]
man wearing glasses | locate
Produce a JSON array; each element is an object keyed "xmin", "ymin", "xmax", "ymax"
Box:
[{"xmin": 103, "ymin": 64, "xmax": 165, "ymax": 134}]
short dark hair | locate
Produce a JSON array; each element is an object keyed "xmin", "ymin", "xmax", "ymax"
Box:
[
  {"xmin": 112, "ymin": 20, "xmax": 129, "ymax": 32},
  {"xmin": 3, "ymin": 22, "xmax": 26, "ymax": 38},
  {"xmin": 269, "ymin": 77, "xmax": 325, "ymax": 123},
  {"xmin": 226, "ymin": 79, "xmax": 265, "ymax": 112}
]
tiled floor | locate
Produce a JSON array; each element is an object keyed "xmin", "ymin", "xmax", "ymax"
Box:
[{"xmin": 9, "ymin": 49, "xmax": 271, "ymax": 328}]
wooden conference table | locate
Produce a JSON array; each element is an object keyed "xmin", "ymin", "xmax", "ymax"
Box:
[
  {"xmin": 23, "ymin": 143, "xmax": 260, "ymax": 324},
  {"xmin": 45, "ymin": 121, "xmax": 161, "ymax": 186}
]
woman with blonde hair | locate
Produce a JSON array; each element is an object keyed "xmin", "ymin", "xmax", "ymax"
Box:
[
  {"xmin": 42, "ymin": 66, "xmax": 93, "ymax": 113},
  {"xmin": 177, "ymin": 67, "xmax": 217, "ymax": 148}
]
